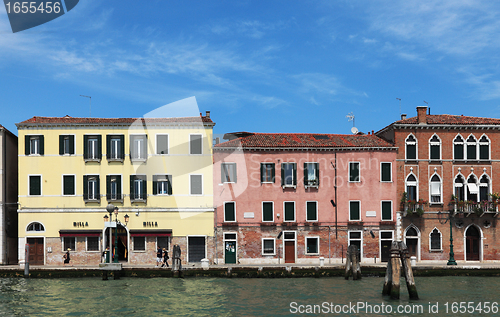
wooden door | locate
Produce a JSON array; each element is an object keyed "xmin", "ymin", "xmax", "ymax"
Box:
[
  {"xmin": 466, "ymin": 226, "xmax": 480, "ymax": 261},
  {"xmin": 27, "ymin": 238, "xmax": 44, "ymax": 265},
  {"xmin": 225, "ymin": 241, "xmax": 236, "ymax": 264},
  {"xmin": 406, "ymin": 238, "xmax": 418, "ymax": 258},
  {"xmin": 284, "ymin": 241, "xmax": 295, "ymax": 263}
]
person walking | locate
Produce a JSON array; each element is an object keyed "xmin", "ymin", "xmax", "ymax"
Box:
[
  {"xmin": 63, "ymin": 248, "xmax": 71, "ymax": 265},
  {"xmin": 156, "ymin": 246, "xmax": 163, "ymax": 267},
  {"xmin": 161, "ymin": 248, "xmax": 169, "ymax": 268}
]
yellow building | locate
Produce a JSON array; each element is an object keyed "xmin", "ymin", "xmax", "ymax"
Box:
[{"xmin": 17, "ymin": 112, "xmax": 215, "ymax": 266}]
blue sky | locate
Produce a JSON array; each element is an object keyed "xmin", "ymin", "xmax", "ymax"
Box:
[{"xmin": 2, "ymin": 1, "xmax": 500, "ymax": 137}]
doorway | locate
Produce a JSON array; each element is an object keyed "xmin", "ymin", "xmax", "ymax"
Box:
[
  {"xmin": 27, "ymin": 238, "xmax": 44, "ymax": 265},
  {"xmin": 224, "ymin": 233, "xmax": 237, "ymax": 264},
  {"xmin": 405, "ymin": 226, "xmax": 419, "ymax": 260},
  {"xmin": 283, "ymin": 231, "xmax": 296, "ymax": 263},
  {"xmin": 105, "ymin": 224, "xmax": 128, "ymax": 262},
  {"xmin": 465, "ymin": 225, "xmax": 480, "ymax": 261},
  {"xmin": 380, "ymin": 231, "xmax": 393, "ymax": 262}
]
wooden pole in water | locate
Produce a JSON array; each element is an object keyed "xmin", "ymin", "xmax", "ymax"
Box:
[
  {"xmin": 382, "ymin": 253, "xmax": 392, "ymax": 295},
  {"xmin": 344, "ymin": 245, "xmax": 352, "ymax": 280},
  {"xmin": 399, "ymin": 241, "xmax": 419, "ymax": 300},
  {"xmin": 390, "ymin": 242, "xmax": 401, "ymax": 299},
  {"xmin": 353, "ymin": 245, "xmax": 361, "ymax": 280}
]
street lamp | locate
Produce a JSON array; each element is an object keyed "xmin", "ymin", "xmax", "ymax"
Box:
[
  {"xmin": 113, "ymin": 207, "xmax": 119, "ymax": 263},
  {"xmin": 439, "ymin": 209, "xmax": 457, "ymax": 265}
]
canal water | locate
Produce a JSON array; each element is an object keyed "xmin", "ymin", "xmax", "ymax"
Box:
[{"xmin": 0, "ymin": 276, "xmax": 497, "ymax": 316}]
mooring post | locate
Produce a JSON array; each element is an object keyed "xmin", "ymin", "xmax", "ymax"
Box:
[
  {"xmin": 399, "ymin": 241, "xmax": 419, "ymax": 300},
  {"xmin": 353, "ymin": 245, "xmax": 361, "ymax": 280},
  {"xmin": 24, "ymin": 244, "xmax": 29, "ymax": 277},
  {"xmin": 172, "ymin": 244, "xmax": 183, "ymax": 278},
  {"xmin": 102, "ymin": 271, "xmax": 108, "ymax": 280},
  {"xmin": 390, "ymin": 242, "xmax": 401, "ymax": 300},
  {"xmin": 344, "ymin": 245, "xmax": 352, "ymax": 280},
  {"xmin": 382, "ymin": 253, "xmax": 392, "ymax": 295}
]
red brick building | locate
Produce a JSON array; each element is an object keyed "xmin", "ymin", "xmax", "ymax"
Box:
[
  {"xmin": 377, "ymin": 106, "xmax": 500, "ymax": 262},
  {"xmin": 213, "ymin": 132, "xmax": 397, "ymax": 264}
]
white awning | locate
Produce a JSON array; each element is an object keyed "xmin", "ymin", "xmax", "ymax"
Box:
[
  {"xmin": 431, "ymin": 182, "xmax": 441, "ymax": 195},
  {"xmin": 467, "ymin": 183, "xmax": 479, "ymax": 194}
]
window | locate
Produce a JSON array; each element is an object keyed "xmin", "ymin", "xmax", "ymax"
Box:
[
  {"xmin": 157, "ymin": 237, "xmax": 170, "ymax": 251},
  {"xmin": 406, "ymin": 174, "xmax": 417, "ymax": 201},
  {"xmin": 284, "ymin": 201, "xmax": 295, "ymax": 222},
  {"xmin": 304, "ymin": 162, "xmax": 319, "ymax": 187},
  {"xmin": 405, "ymin": 134, "xmax": 417, "ymax": 160},
  {"xmin": 381, "ymin": 162, "xmax": 391, "ymax": 182},
  {"xmin": 430, "ymin": 174, "xmax": 442, "ymax": 203},
  {"xmin": 27, "ymin": 222, "xmax": 44, "ymax": 232},
  {"xmin": 429, "ymin": 228, "xmax": 441, "ymax": 251},
  {"xmin": 349, "ymin": 201, "xmax": 361, "ymax": 221},
  {"xmin": 348, "ymin": 231, "xmax": 362, "ymax": 257},
  {"xmin": 305, "ymin": 237, "xmax": 319, "ymax": 254},
  {"xmin": 156, "ymin": 134, "xmax": 169, "ymax": 154},
  {"xmin": 306, "ymin": 201, "xmax": 318, "ymax": 222},
  {"xmin": 133, "ymin": 236, "xmax": 146, "ymax": 251},
  {"xmin": 84, "ymin": 135, "xmax": 102, "ymax": 161},
  {"xmin": 130, "ymin": 175, "xmax": 147, "ymax": 201},
  {"xmin": 466, "ymin": 135, "xmax": 477, "ymax": 160},
  {"xmin": 107, "ymin": 135, "xmax": 124, "ymax": 160},
  {"xmin": 262, "ymin": 202, "xmax": 274, "ymax": 222},
  {"xmin": 63, "ymin": 175, "xmax": 75, "ymax": 196},
  {"xmin": 453, "ymin": 135, "xmax": 464, "ymax": 160},
  {"xmin": 381, "ymin": 201, "xmax": 392, "ymax": 221},
  {"xmin": 262, "ymin": 238, "xmax": 275, "ymax": 255},
  {"xmin": 467, "ymin": 175, "xmax": 479, "ymax": 202},
  {"xmin": 29, "ymin": 175, "xmax": 41, "ymax": 196},
  {"xmin": 83, "ymin": 175, "xmax": 100, "ymax": 201},
  {"xmin": 59, "ymin": 135, "xmax": 75, "ymax": 155},
  {"xmin": 63, "ymin": 237, "xmax": 76, "ymax": 251},
  {"xmin": 429, "ymin": 134, "xmax": 441, "ymax": 160},
  {"xmin": 86, "ymin": 237, "xmax": 99, "ymax": 251},
  {"xmin": 479, "ymin": 135, "xmax": 490, "ymax": 160},
  {"xmin": 349, "ymin": 162, "xmax": 360, "ymax": 182},
  {"xmin": 25, "ymin": 135, "xmax": 44, "ymax": 155},
  {"xmin": 190, "ymin": 134, "xmax": 202, "ymax": 154},
  {"xmin": 153, "ymin": 175, "xmax": 172, "ymax": 195},
  {"xmin": 130, "ymin": 135, "xmax": 148, "ymax": 160},
  {"xmin": 454, "ymin": 174, "xmax": 465, "ymax": 201},
  {"xmin": 281, "ymin": 163, "xmax": 297, "ymax": 187},
  {"xmin": 224, "ymin": 202, "xmax": 236, "ymax": 222},
  {"xmin": 261, "ymin": 163, "xmax": 275, "ymax": 183},
  {"xmin": 190, "ymin": 175, "xmax": 203, "ymax": 195},
  {"xmin": 221, "ymin": 163, "xmax": 237, "ymax": 183},
  {"xmin": 106, "ymin": 175, "xmax": 122, "ymax": 201},
  {"xmin": 479, "ymin": 175, "xmax": 490, "ymax": 202}
]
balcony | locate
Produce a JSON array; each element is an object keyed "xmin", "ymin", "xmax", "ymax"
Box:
[{"xmin": 449, "ymin": 200, "xmax": 498, "ymax": 217}]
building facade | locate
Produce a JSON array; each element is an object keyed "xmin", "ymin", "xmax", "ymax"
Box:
[
  {"xmin": 214, "ymin": 132, "xmax": 397, "ymax": 264},
  {"xmin": 17, "ymin": 113, "xmax": 215, "ymax": 266},
  {"xmin": 377, "ymin": 106, "xmax": 500, "ymax": 262},
  {"xmin": 0, "ymin": 125, "xmax": 18, "ymax": 264}
]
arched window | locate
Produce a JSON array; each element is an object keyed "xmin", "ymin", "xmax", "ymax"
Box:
[
  {"xmin": 479, "ymin": 135, "xmax": 490, "ymax": 160},
  {"xmin": 405, "ymin": 226, "xmax": 420, "ymax": 258},
  {"xmin": 429, "ymin": 135, "xmax": 441, "ymax": 160},
  {"xmin": 406, "ymin": 174, "xmax": 418, "ymax": 201},
  {"xmin": 27, "ymin": 222, "xmax": 44, "ymax": 232},
  {"xmin": 430, "ymin": 228, "xmax": 442, "ymax": 251},
  {"xmin": 466, "ymin": 135, "xmax": 477, "ymax": 160},
  {"xmin": 453, "ymin": 135, "xmax": 464, "ymax": 160},
  {"xmin": 454, "ymin": 174, "xmax": 465, "ymax": 201},
  {"xmin": 479, "ymin": 174, "xmax": 490, "ymax": 202},
  {"xmin": 467, "ymin": 174, "xmax": 478, "ymax": 202},
  {"xmin": 430, "ymin": 174, "xmax": 442, "ymax": 203},
  {"xmin": 406, "ymin": 135, "xmax": 417, "ymax": 160}
]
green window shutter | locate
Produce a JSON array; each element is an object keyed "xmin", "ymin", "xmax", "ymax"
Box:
[
  {"xmin": 83, "ymin": 135, "xmax": 89, "ymax": 159},
  {"xmin": 480, "ymin": 144, "xmax": 489, "ymax": 160},
  {"xmin": 315, "ymin": 163, "xmax": 319, "ymax": 186},
  {"xmin": 64, "ymin": 175, "xmax": 75, "ymax": 195},
  {"xmin": 281, "ymin": 164, "xmax": 285, "ymax": 186},
  {"xmin": 307, "ymin": 201, "xmax": 317, "ymax": 221},
  {"xmin": 382, "ymin": 201, "xmax": 392, "ymax": 220},
  {"xmin": 292, "ymin": 163, "xmax": 297, "ymax": 186},
  {"xmin": 59, "ymin": 135, "xmax": 64, "ymax": 155},
  {"xmin": 69, "ymin": 135, "xmax": 75, "ymax": 155},
  {"xmin": 83, "ymin": 176, "xmax": 88, "ymax": 200},
  {"xmin": 225, "ymin": 202, "xmax": 235, "ymax": 221},
  {"xmin": 142, "ymin": 175, "xmax": 147, "ymax": 199},
  {"xmin": 350, "ymin": 201, "xmax": 360, "ymax": 221},
  {"xmin": 233, "ymin": 164, "xmax": 237, "ymax": 183},
  {"xmin": 381, "ymin": 163, "xmax": 391, "ymax": 182},
  {"xmin": 454, "ymin": 144, "xmax": 463, "ymax": 160},
  {"xmin": 167, "ymin": 175, "xmax": 173, "ymax": 195},
  {"xmin": 97, "ymin": 135, "xmax": 102, "ymax": 158},
  {"xmin": 30, "ymin": 176, "xmax": 41, "ymax": 195},
  {"xmin": 260, "ymin": 164, "xmax": 264, "ymax": 182},
  {"xmin": 130, "ymin": 175, "xmax": 135, "ymax": 200},
  {"xmin": 263, "ymin": 202, "xmax": 273, "ymax": 221},
  {"xmin": 271, "ymin": 164, "xmax": 275, "ymax": 183},
  {"xmin": 430, "ymin": 145, "xmax": 440, "ymax": 159},
  {"xmin": 119, "ymin": 135, "xmax": 125, "ymax": 159},
  {"xmin": 285, "ymin": 202, "xmax": 295, "ymax": 221},
  {"xmin": 221, "ymin": 164, "xmax": 226, "ymax": 183},
  {"xmin": 152, "ymin": 176, "xmax": 158, "ymax": 195},
  {"xmin": 106, "ymin": 175, "xmax": 111, "ymax": 200},
  {"xmin": 117, "ymin": 176, "xmax": 122, "ymax": 199},
  {"xmin": 96, "ymin": 176, "xmax": 100, "ymax": 200},
  {"xmin": 407, "ymin": 144, "xmax": 416, "ymax": 159},
  {"xmin": 25, "ymin": 135, "xmax": 30, "ymax": 155},
  {"xmin": 303, "ymin": 163, "xmax": 308, "ymax": 186},
  {"xmin": 39, "ymin": 135, "xmax": 44, "ymax": 155},
  {"xmin": 106, "ymin": 135, "xmax": 111, "ymax": 160},
  {"xmin": 143, "ymin": 135, "xmax": 148, "ymax": 159}
]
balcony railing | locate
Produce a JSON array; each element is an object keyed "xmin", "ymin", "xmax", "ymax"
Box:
[
  {"xmin": 402, "ymin": 200, "xmax": 427, "ymax": 217},
  {"xmin": 449, "ymin": 200, "xmax": 498, "ymax": 216}
]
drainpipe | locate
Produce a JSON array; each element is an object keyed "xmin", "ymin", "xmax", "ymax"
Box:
[
  {"xmin": 328, "ymin": 226, "xmax": 331, "ymax": 264},
  {"xmin": 214, "ymin": 207, "xmax": 218, "ymax": 265}
]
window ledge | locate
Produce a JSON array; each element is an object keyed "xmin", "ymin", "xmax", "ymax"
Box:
[
  {"xmin": 84, "ymin": 199, "xmax": 101, "ymax": 203},
  {"xmin": 131, "ymin": 158, "xmax": 147, "ymax": 162},
  {"xmin": 305, "ymin": 185, "xmax": 319, "ymax": 189},
  {"xmin": 429, "ymin": 203, "xmax": 443, "ymax": 206},
  {"xmin": 222, "ymin": 222, "xmax": 238, "ymax": 227},
  {"xmin": 132, "ymin": 250, "xmax": 147, "ymax": 253},
  {"xmin": 107, "ymin": 158, "xmax": 124, "ymax": 162},
  {"xmin": 305, "ymin": 253, "xmax": 320, "ymax": 256},
  {"xmin": 262, "ymin": 253, "xmax": 276, "ymax": 256},
  {"xmin": 428, "ymin": 160, "xmax": 442, "ymax": 163},
  {"xmin": 131, "ymin": 199, "xmax": 147, "ymax": 203},
  {"xmin": 282, "ymin": 185, "xmax": 297, "ymax": 189},
  {"xmin": 84, "ymin": 158, "xmax": 101, "ymax": 163},
  {"xmin": 429, "ymin": 249, "xmax": 443, "ymax": 253}
]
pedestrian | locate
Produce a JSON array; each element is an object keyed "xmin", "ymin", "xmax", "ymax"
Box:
[
  {"xmin": 161, "ymin": 248, "xmax": 169, "ymax": 268},
  {"xmin": 63, "ymin": 248, "xmax": 71, "ymax": 265},
  {"xmin": 156, "ymin": 246, "xmax": 162, "ymax": 267}
]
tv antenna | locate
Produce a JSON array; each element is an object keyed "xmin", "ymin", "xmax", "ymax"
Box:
[
  {"xmin": 346, "ymin": 112, "xmax": 358, "ymax": 134},
  {"xmin": 423, "ymin": 100, "xmax": 428, "ymax": 105},
  {"xmin": 80, "ymin": 95, "xmax": 91, "ymax": 117},
  {"xmin": 396, "ymin": 98, "xmax": 401, "ymax": 117}
]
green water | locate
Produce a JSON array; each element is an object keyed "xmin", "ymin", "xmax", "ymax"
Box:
[{"xmin": 0, "ymin": 276, "xmax": 497, "ymax": 316}]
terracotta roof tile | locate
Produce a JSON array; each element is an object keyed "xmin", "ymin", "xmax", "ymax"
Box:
[
  {"xmin": 396, "ymin": 114, "xmax": 500, "ymax": 125},
  {"xmin": 17, "ymin": 115, "xmax": 214, "ymax": 126},
  {"xmin": 215, "ymin": 132, "xmax": 394, "ymax": 149}
]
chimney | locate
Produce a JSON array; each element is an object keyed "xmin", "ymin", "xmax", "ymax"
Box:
[
  {"xmin": 205, "ymin": 111, "xmax": 210, "ymax": 118},
  {"xmin": 401, "ymin": 114, "xmax": 407, "ymax": 120},
  {"xmin": 416, "ymin": 106, "xmax": 428, "ymax": 125}
]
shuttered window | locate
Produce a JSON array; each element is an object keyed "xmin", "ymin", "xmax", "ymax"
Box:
[
  {"xmin": 156, "ymin": 134, "xmax": 169, "ymax": 154},
  {"xmin": 349, "ymin": 201, "xmax": 360, "ymax": 221},
  {"xmin": 284, "ymin": 202, "xmax": 295, "ymax": 222},
  {"xmin": 130, "ymin": 175, "xmax": 147, "ymax": 201},
  {"xmin": 153, "ymin": 175, "xmax": 172, "ymax": 195},
  {"xmin": 224, "ymin": 202, "xmax": 236, "ymax": 222},
  {"xmin": 63, "ymin": 175, "xmax": 75, "ymax": 196},
  {"xmin": 262, "ymin": 202, "xmax": 273, "ymax": 222},
  {"xmin": 306, "ymin": 201, "xmax": 317, "ymax": 221},
  {"xmin": 381, "ymin": 163, "xmax": 391, "ymax": 182},
  {"xmin": 29, "ymin": 175, "xmax": 41, "ymax": 196},
  {"xmin": 260, "ymin": 163, "xmax": 275, "ymax": 183},
  {"xmin": 190, "ymin": 134, "xmax": 202, "ymax": 154},
  {"xmin": 59, "ymin": 135, "xmax": 75, "ymax": 155},
  {"xmin": 281, "ymin": 163, "xmax": 297, "ymax": 187},
  {"xmin": 349, "ymin": 162, "xmax": 360, "ymax": 182},
  {"xmin": 381, "ymin": 201, "xmax": 392, "ymax": 221}
]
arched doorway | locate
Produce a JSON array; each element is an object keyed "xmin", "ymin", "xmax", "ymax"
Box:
[
  {"xmin": 405, "ymin": 226, "xmax": 419, "ymax": 260},
  {"xmin": 104, "ymin": 224, "xmax": 129, "ymax": 262},
  {"xmin": 465, "ymin": 225, "xmax": 480, "ymax": 261}
]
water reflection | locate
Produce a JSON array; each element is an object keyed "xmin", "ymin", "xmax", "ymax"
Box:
[{"xmin": 0, "ymin": 276, "xmax": 496, "ymax": 316}]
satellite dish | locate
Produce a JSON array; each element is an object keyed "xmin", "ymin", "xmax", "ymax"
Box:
[{"xmin": 351, "ymin": 127, "xmax": 358, "ymax": 134}]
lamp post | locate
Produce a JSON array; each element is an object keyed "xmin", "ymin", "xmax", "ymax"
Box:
[
  {"xmin": 113, "ymin": 207, "xmax": 119, "ymax": 263},
  {"xmin": 105, "ymin": 204, "xmax": 116, "ymax": 264},
  {"xmin": 440, "ymin": 209, "xmax": 457, "ymax": 265}
]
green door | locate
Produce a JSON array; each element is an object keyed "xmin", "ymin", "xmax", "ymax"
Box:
[{"xmin": 225, "ymin": 241, "xmax": 236, "ymax": 264}]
